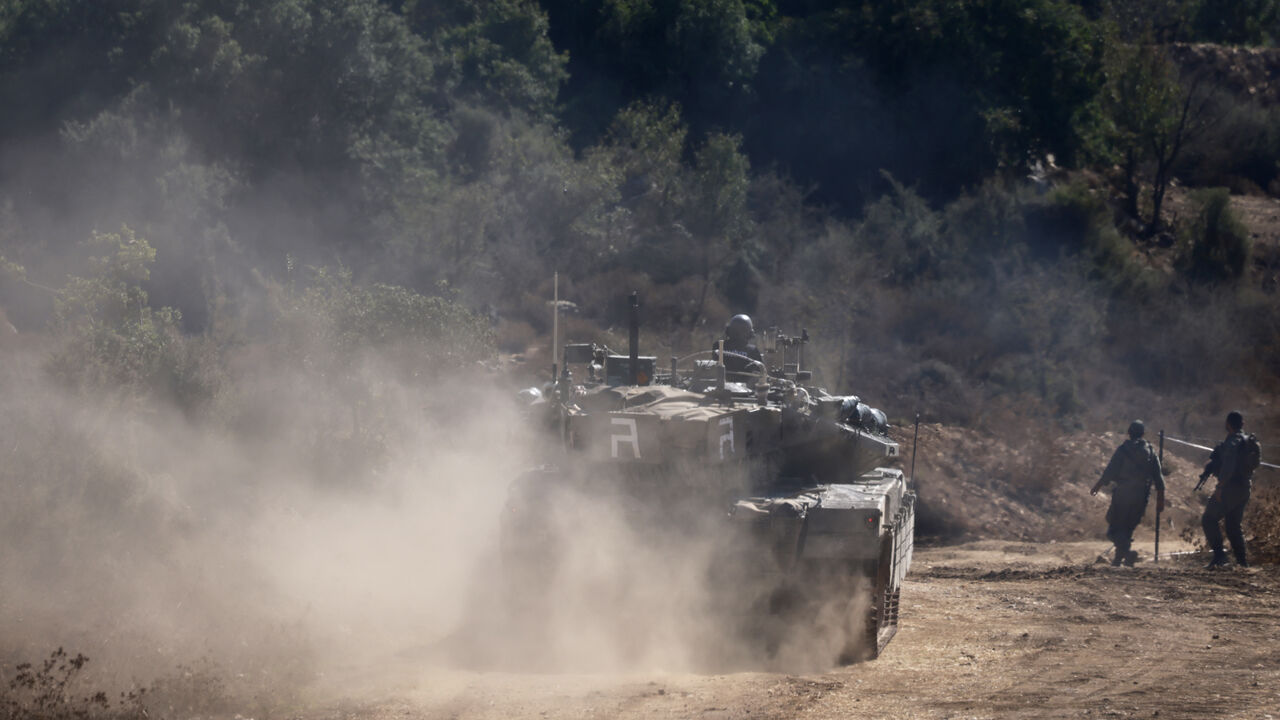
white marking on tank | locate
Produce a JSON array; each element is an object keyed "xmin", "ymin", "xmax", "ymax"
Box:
[
  {"xmin": 611, "ymin": 417, "xmax": 641, "ymax": 459},
  {"xmin": 719, "ymin": 417, "xmax": 735, "ymax": 459}
]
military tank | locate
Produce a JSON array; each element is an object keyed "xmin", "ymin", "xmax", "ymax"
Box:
[{"xmin": 503, "ymin": 294, "xmax": 915, "ymax": 663}]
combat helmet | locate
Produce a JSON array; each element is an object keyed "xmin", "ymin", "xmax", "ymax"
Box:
[
  {"xmin": 1128, "ymin": 420, "xmax": 1145, "ymax": 439},
  {"xmin": 725, "ymin": 314, "xmax": 755, "ymax": 343}
]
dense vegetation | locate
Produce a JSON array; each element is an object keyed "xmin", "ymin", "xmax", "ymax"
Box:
[
  {"xmin": 2, "ymin": 0, "xmax": 1280, "ymax": 697},
  {"xmin": 0, "ymin": 0, "xmax": 1278, "ymax": 426}
]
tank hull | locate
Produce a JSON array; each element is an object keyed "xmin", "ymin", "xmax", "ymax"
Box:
[{"xmin": 501, "ymin": 328, "xmax": 914, "ymax": 666}]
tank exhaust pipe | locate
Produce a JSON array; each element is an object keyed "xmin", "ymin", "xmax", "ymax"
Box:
[{"xmin": 628, "ymin": 292, "xmax": 640, "ymax": 386}]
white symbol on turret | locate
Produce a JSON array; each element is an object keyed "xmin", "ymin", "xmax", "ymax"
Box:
[
  {"xmin": 611, "ymin": 417, "xmax": 640, "ymax": 459},
  {"xmin": 719, "ymin": 417, "xmax": 735, "ymax": 459}
]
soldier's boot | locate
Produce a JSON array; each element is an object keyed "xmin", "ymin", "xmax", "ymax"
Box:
[
  {"xmin": 1205, "ymin": 550, "xmax": 1229, "ymax": 570},
  {"xmin": 1123, "ymin": 550, "xmax": 1139, "ymax": 567},
  {"xmin": 1234, "ymin": 550, "xmax": 1249, "ymax": 568},
  {"xmin": 1111, "ymin": 536, "xmax": 1132, "ymax": 567}
]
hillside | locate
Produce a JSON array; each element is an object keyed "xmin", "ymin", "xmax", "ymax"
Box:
[
  {"xmin": 3, "ymin": 1, "xmax": 1280, "ymax": 718},
  {"xmin": 1171, "ymin": 43, "xmax": 1280, "ymax": 106}
]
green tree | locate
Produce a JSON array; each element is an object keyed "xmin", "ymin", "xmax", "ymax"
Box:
[
  {"xmin": 399, "ymin": 0, "xmax": 568, "ymax": 119},
  {"xmin": 598, "ymin": 100, "xmax": 688, "ymax": 204},
  {"xmin": 1101, "ymin": 0, "xmax": 1199, "ymax": 42},
  {"xmin": 0, "ymin": 0, "xmax": 475, "ymax": 331},
  {"xmin": 286, "ymin": 266, "xmax": 494, "ymax": 375},
  {"xmin": 748, "ymin": 0, "xmax": 1104, "ymax": 211},
  {"xmin": 545, "ymin": 0, "xmax": 766, "ymax": 143},
  {"xmin": 1193, "ymin": 0, "xmax": 1279, "ymax": 44},
  {"xmin": 1095, "ymin": 40, "xmax": 1214, "ymax": 234},
  {"xmin": 46, "ymin": 227, "xmax": 213, "ymax": 409}
]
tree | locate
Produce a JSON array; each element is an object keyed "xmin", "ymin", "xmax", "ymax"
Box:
[
  {"xmin": 544, "ymin": 0, "xmax": 766, "ymax": 144},
  {"xmin": 747, "ymin": 0, "xmax": 1104, "ymax": 212},
  {"xmin": 1193, "ymin": 0, "xmax": 1279, "ymax": 44},
  {"xmin": 1101, "ymin": 0, "xmax": 1199, "ymax": 42},
  {"xmin": 45, "ymin": 227, "xmax": 212, "ymax": 409},
  {"xmin": 1096, "ymin": 41, "xmax": 1215, "ymax": 234},
  {"xmin": 399, "ymin": 0, "xmax": 569, "ymax": 119}
]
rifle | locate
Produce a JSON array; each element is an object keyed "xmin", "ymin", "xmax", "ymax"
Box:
[{"xmin": 1177, "ymin": 435, "xmax": 1219, "ymax": 492}]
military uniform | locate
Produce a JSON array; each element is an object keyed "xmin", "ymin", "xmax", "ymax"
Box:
[
  {"xmin": 1201, "ymin": 430, "xmax": 1253, "ymax": 567},
  {"xmin": 1096, "ymin": 437, "xmax": 1164, "ymax": 566},
  {"xmin": 715, "ymin": 337, "xmax": 763, "ymax": 374}
]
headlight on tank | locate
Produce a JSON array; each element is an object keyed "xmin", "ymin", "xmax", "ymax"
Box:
[{"xmin": 862, "ymin": 510, "xmax": 881, "ymax": 532}]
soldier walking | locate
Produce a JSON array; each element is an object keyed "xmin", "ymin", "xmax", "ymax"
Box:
[
  {"xmin": 1200, "ymin": 411, "xmax": 1261, "ymax": 569},
  {"xmin": 1092, "ymin": 420, "xmax": 1166, "ymax": 566}
]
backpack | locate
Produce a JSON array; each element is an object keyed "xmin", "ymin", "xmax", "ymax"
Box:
[{"xmin": 1242, "ymin": 433, "xmax": 1262, "ymax": 476}]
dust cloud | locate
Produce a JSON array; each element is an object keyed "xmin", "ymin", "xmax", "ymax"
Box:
[
  {"xmin": 0, "ymin": 325, "xmax": 868, "ymax": 714},
  {"xmin": 0, "ymin": 336, "xmax": 529, "ymax": 701},
  {"xmin": 449, "ymin": 460, "xmax": 876, "ymax": 678}
]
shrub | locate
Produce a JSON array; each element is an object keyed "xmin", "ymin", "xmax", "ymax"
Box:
[
  {"xmin": 1110, "ymin": 289, "xmax": 1244, "ymax": 389},
  {"xmin": 225, "ymin": 267, "xmax": 497, "ymax": 486},
  {"xmin": 283, "ymin": 266, "xmax": 495, "ymax": 379},
  {"xmin": 1178, "ymin": 188, "xmax": 1251, "ymax": 283},
  {"xmin": 1023, "ymin": 180, "xmax": 1165, "ymax": 296},
  {"xmin": 0, "ymin": 649, "xmax": 145, "ymax": 720},
  {"xmin": 894, "ymin": 359, "xmax": 977, "ymax": 426},
  {"xmin": 44, "ymin": 227, "xmax": 218, "ymax": 412},
  {"xmin": 940, "ymin": 180, "xmax": 1029, "ymax": 266},
  {"xmin": 1031, "ymin": 181, "xmax": 1112, "ymax": 254},
  {"xmin": 854, "ymin": 174, "xmax": 943, "ymax": 284},
  {"xmin": 1177, "ymin": 95, "xmax": 1280, "ymax": 194}
]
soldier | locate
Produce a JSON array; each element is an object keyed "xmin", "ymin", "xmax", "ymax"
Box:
[
  {"xmin": 714, "ymin": 314, "xmax": 764, "ymax": 374},
  {"xmin": 1091, "ymin": 420, "xmax": 1166, "ymax": 566},
  {"xmin": 1200, "ymin": 411, "xmax": 1259, "ymax": 569}
]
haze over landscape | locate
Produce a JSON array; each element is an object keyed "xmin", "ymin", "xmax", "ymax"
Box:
[{"xmin": 2, "ymin": 1, "xmax": 1280, "ymax": 717}]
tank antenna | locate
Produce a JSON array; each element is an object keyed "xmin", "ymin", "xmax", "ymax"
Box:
[
  {"xmin": 910, "ymin": 413, "xmax": 920, "ymax": 486},
  {"xmin": 628, "ymin": 292, "xmax": 640, "ymax": 385},
  {"xmin": 716, "ymin": 340, "xmax": 727, "ymax": 392},
  {"xmin": 551, "ymin": 272, "xmax": 560, "ymax": 382}
]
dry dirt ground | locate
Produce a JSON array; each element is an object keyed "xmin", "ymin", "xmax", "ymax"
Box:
[{"xmin": 302, "ymin": 541, "xmax": 1280, "ymax": 720}]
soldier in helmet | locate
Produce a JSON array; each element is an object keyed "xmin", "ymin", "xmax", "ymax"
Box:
[
  {"xmin": 1200, "ymin": 411, "xmax": 1259, "ymax": 569},
  {"xmin": 715, "ymin": 314, "xmax": 764, "ymax": 374},
  {"xmin": 1091, "ymin": 420, "xmax": 1166, "ymax": 566}
]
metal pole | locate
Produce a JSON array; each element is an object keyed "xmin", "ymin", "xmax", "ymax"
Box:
[
  {"xmin": 1156, "ymin": 430, "xmax": 1164, "ymax": 563},
  {"xmin": 628, "ymin": 292, "xmax": 640, "ymax": 386},
  {"xmin": 554, "ymin": 273, "xmax": 567, "ymax": 453},
  {"xmin": 715, "ymin": 340, "xmax": 726, "ymax": 392},
  {"xmin": 910, "ymin": 413, "xmax": 920, "ymax": 485},
  {"xmin": 552, "ymin": 272, "xmax": 559, "ymax": 381}
]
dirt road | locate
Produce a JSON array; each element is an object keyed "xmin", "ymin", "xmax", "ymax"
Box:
[{"xmin": 304, "ymin": 540, "xmax": 1280, "ymax": 720}]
